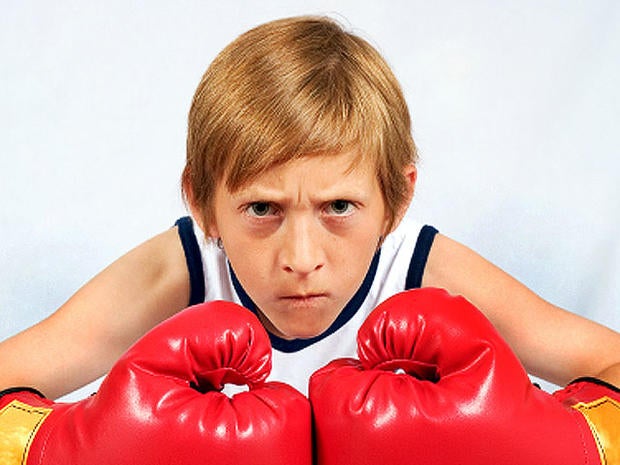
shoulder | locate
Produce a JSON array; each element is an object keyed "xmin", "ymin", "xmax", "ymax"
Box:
[
  {"xmin": 95, "ymin": 219, "xmax": 194, "ymax": 315},
  {"xmin": 422, "ymin": 233, "xmax": 497, "ymax": 292},
  {"xmin": 116, "ymin": 221, "xmax": 190, "ymax": 303}
]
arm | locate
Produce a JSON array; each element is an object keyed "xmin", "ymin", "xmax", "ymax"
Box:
[
  {"xmin": 423, "ymin": 233, "xmax": 620, "ymax": 387},
  {"xmin": 0, "ymin": 226, "xmax": 190, "ymax": 399}
]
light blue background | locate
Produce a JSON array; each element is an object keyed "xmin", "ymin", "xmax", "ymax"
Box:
[{"xmin": 1, "ymin": 1, "xmax": 619, "ymax": 398}]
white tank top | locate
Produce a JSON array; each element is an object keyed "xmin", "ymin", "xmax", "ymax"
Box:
[{"xmin": 175, "ymin": 216, "xmax": 438, "ymax": 395}]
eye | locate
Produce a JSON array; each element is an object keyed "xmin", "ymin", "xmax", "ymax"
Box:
[
  {"xmin": 245, "ymin": 202, "xmax": 276, "ymax": 217},
  {"xmin": 326, "ymin": 200, "xmax": 355, "ymax": 216}
]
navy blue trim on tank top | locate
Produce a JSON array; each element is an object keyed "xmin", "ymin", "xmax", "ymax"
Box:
[
  {"xmin": 405, "ymin": 225, "xmax": 439, "ymax": 289},
  {"xmin": 174, "ymin": 215, "xmax": 438, "ymax": 350},
  {"xmin": 229, "ymin": 250, "xmax": 382, "ymax": 353},
  {"xmin": 174, "ymin": 216, "xmax": 205, "ymax": 306}
]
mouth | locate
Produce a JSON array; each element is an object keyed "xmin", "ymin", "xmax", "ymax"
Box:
[{"xmin": 279, "ymin": 293, "xmax": 328, "ymax": 308}]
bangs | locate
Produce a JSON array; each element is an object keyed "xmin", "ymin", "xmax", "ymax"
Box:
[
  {"xmin": 219, "ymin": 20, "xmax": 390, "ymax": 192},
  {"xmin": 223, "ymin": 96, "xmax": 381, "ymax": 193}
]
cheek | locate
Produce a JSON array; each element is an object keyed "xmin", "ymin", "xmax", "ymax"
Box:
[
  {"xmin": 224, "ymin": 236, "xmax": 274, "ymax": 287},
  {"xmin": 328, "ymin": 232, "xmax": 380, "ymax": 277}
]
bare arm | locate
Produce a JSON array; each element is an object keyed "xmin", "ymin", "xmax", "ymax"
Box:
[
  {"xmin": 0, "ymin": 226, "xmax": 190, "ymax": 399},
  {"xmin": 423, "ymin": 233, "xmax": 620, "ymax": 387}
]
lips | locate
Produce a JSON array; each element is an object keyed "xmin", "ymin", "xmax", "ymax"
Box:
[{"xmin": 279, "ymin": 293, "xmax": 328, "ymax": 308}]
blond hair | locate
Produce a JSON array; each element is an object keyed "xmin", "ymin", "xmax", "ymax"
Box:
[{"xmin": 182, "ymin": 16, "xmax": 417, "ymax": 232}]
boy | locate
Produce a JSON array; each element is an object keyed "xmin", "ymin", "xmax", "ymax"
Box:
[{"xmin": 0, "ymin": 15, "xmax": 619, "ymax": 399}]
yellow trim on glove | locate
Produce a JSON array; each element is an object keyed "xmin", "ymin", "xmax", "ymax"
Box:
[
  {"xmin": 573, "ymin": 396, "xmax": 620, "ymax": 465},
  {"xmin": 0, "ymin": 400, "xmax": 52, "ymax": 465}
]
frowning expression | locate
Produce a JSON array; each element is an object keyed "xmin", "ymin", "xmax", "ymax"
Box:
[{"xmin": 208, "ymin": 151, "xmax": 390, "ymax": 340}]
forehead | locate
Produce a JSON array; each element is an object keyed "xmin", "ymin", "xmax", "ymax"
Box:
[{"xmin": 223, "ymin": 151, "xmax": 379, "ymax": 198}]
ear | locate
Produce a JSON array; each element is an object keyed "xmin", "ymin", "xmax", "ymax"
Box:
[
  {"xmin": 403, "ymin": 164, "xmax": 417, "ymax": 205},
  {"xmin": 386, "ymin": 164, "xmax": 417, "ymax": 234},
  {"xmin": 183, "ymin": 181, "xmax": 220, "ymax": 239},
  {"xmin": 188, "ymin": 203, "xmax": 220, "ymax": 239}
]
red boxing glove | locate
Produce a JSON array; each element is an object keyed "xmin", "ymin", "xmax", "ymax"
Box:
[
  {"xmin": 310, "ymin": 288, "xmax": 619, "ymax": 465},
  {"xmin": 0, "ymin": 301, "xmax": 312, "ymax": 465}
]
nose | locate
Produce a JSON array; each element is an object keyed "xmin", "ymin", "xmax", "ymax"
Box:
[{"xmin": 279, "ymin": 216, "xmax": 325, "ymax": 275}]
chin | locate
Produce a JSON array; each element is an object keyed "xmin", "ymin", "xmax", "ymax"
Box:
[{"xmin": 275, "ymin": 322, "xmax": 330, "ymax": 340}]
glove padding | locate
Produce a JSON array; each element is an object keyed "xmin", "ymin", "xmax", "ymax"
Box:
[
  {"xmin": 309, "ymin": 287, "xmax": 620, "ymax": 465},
  {"xmin": 0, "ymin": 301, "xmax": 312, "ymax": 465}
]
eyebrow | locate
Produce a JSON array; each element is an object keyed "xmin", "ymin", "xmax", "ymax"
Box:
[{"xmin": 230, "ymin": 184, "xmax": 371, "ymax": 205}]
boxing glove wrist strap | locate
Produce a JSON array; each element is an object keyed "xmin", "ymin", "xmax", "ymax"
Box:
[
  {"xmin": 567, "ymin": 377, "xmax": 620, "ymax": 393},
  {"xmin": 0, "ymin": 389, "xmax": 52, "ymax": 465},
  {"xmin": 0, "ymin": 387, "xmax": 46, "ymax": 400},
  {"xmin": 560, "ymin": 377, "xmax": 620, "ymax": 465}
]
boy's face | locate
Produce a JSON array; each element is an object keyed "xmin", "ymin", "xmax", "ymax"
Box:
[{"xmin": 207, "ymin": 150, "xmax": 393, "ymax": 340}]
